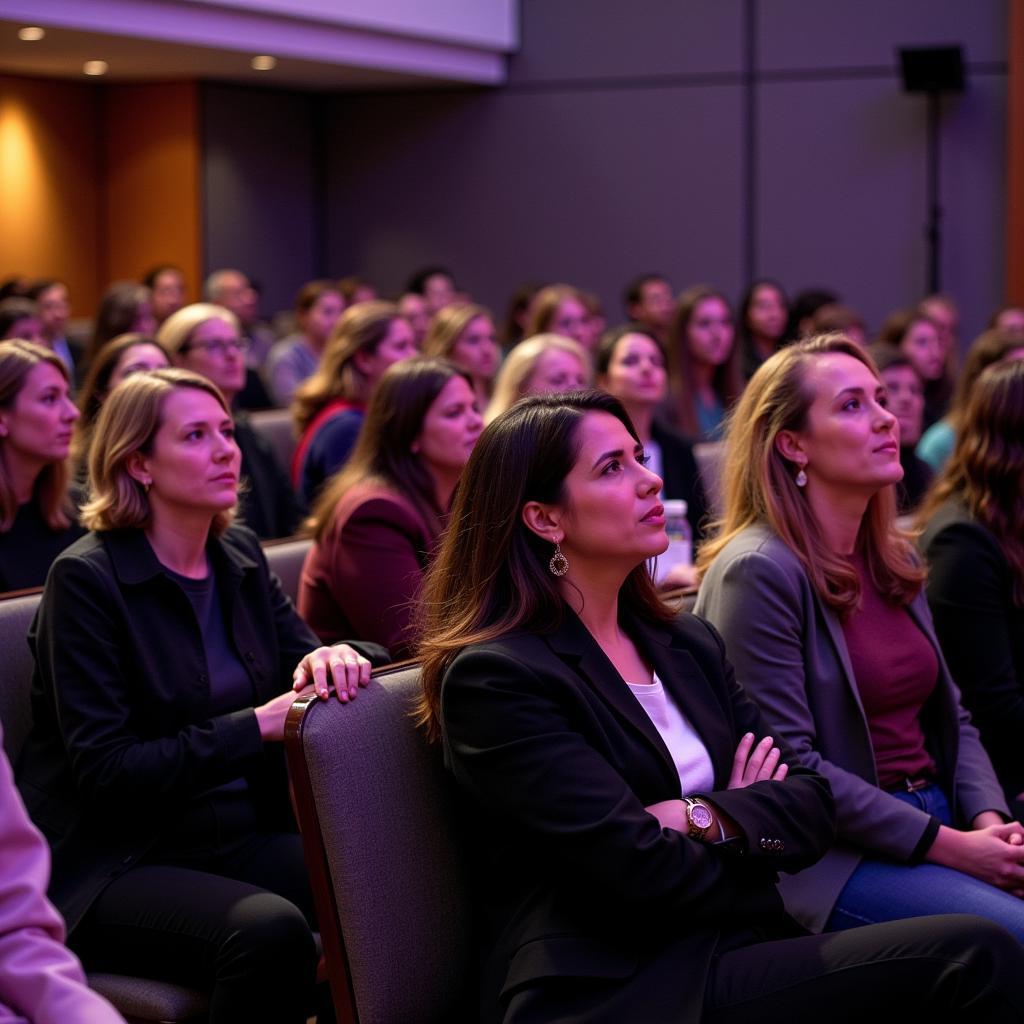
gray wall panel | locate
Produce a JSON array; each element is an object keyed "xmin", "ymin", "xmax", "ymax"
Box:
[{"xmin": 202, "ymin": 83, "xmax": 318, "ymax": 313}]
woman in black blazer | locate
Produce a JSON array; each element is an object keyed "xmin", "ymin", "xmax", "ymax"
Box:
[
  {"xmin": 17, "ymin": 368, "xmax": 384, "ymax": 1023},
  {"xmin": 414, "ymin": 389, "xmax": 1024, "ymax": 1023}
]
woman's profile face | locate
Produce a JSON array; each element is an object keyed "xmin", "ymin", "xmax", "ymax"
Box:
[
  {"xmin": 357, "ymin": 317, "xmax": 419, "ymax": 387},
  {"xmin": 523, "ymin": 349, "xmax": 588, "ymax": 396},
  {"xmin": 899, "ymin": 319, "xmax": 944, "ymax": 381},
  {"xmin": 135, "ymin": 388, "xmax": 240, "ymax": 518},
  {"xmin": 452, "ymin": 316, "xmax": 500, "ymax": 381},
  {"xmin": 747, "ymin": 285, "xmax": 786, "ymax": 342},
  {"xmin": 413, "ymin": 375, "xmax": 483, "ymax": 476},
  {"xmin": 782, "ymin": 353, "xmax": 903, "ymax": 498},
  {"xmin": 687, "ymin": 297, "xmax": 734, "ymax": 367},
  {"xmin": 549, "ymin": 411, "xmax": 667, "ymax": 570},
  {"xmin": 602, "ymin": 334, "xmax": 666, "ymax": 407},
  {"xmin": 0, "ymin": 361, "xmax": 79, "ymax": 466},
  {"xmin": 108, "ymin": 343, "xmax": 170, "ymax": 392}
]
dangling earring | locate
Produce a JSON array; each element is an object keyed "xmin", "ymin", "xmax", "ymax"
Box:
[
  {"xmin": 549, "ymin": 542, "xmax": 569, "ymax": 577},
  {"xmin": 142, "ymin": 479, "xmax": 152, "ymax": 493},
  {"xmin": 795, "ymin": 466, "xmax": 808, "ymax": 488}
]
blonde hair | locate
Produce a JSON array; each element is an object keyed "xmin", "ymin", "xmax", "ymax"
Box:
[
  {"xmin": 485, "ymin": 333, "xmax": 590, "ymax": 423},
  {"xmin": 421, "ymin": 304, "xmax": 491, "ymax": 360},
  {"xmin": 292, "ymin": 301, "xmax": 401, "ymax": 436},
  {"xmin": 81, "ymin": 368, "xmax": 235, "ymax": 534},
  {"xmin": 156, "ymin": 303, "xmax": 239, "ymax": 356},
  {"xmin": 0, "ymin": 339, "xmax": 75, "ymax": 531},
  {"xmin": 697, "ymin": 333, "xmax": 923, "ymax": 615}
]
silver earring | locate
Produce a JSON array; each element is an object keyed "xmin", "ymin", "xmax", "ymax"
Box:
[
  {"xmin": 549, "ymin": 543, "xmax": 569, "ymax": 577},
  {"xmin": 795, "ymin": 467, "xmax": 807, "ymax": 488}
]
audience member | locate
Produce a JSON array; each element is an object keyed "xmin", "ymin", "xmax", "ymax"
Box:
[
  {"xmin": 919, "ymin": 359, "xmax": 1024, "ymax": 817},
  {"xmin": 485, "ymin": 332, "xmax": 590, "ymax": 423},
  {"xmin": 265, "ymin": 280, "xmax": 345, "ymax": 407},
  {"xmin": 524, "ymin": 284, "xmax": 592, "ymax": 351},
  {"xmin": 696, "ymin": 333, "xmax": 1024, "ymax": 940},
  {"xmin": 0, "ymin": 297, "xmax": 46, "ymax": 345},
  {"xmin": 397, "ymin": 292, "xmax": 430, "ymax": 348},
  {"xmin": 915, "ymin": 328, "xmax": 1024, "ymax": 473},
  {"xmin": 990, "ymin": 304, "xmax": 1024, "ymax": 339},
  {"xmin": 336, "ymin": 275, "xmax": 377, "ymax": 306},
  {"xmin": 17, "ymin": 368, "xmax": 385, "ymax": 1022},
  {"xmin": 920, "ymin": 292, "xmax": 960, "ymax": 359},
  {"xmin": 27, "ymin": 279, "xmax": 81, "ymax": 384},
  {"xmin": 0, "ymin": 722, "xmax": 125, "ymax": 1023},
  {"xmin": 872, "ymin": 346, "xmax": 932, "ymax": 512},
  {"xmin": 291, "ymin": 301, "xmax": 417, "ymax": 507},
  {"xmin": 142, "ymin": 264, "xmax": 187, "ymax": 326},
  {"xmin": 499, "ymin": 281, "xmax": 540, "ymax": 351},
  {"xmin": 72, "ymin": 333, "xmax": 170, "ymax": 480},
  {"xmin": 205, "ymin": 268, "xmax": 275, "ymax": 369},
  {"xmin": 738, "ymin": 278, "xmax": 788, "ymax": 379},
  {"xmin": 405, "ymin": 266, "xmax": 457, "ymax": 315},
  {"xmin": 0, "ymin": 276, "xmax": 30, "ymax": 301},
  {"xmin": 786, "ymin": 287, "xmax": 838, "ymax": 342},
  {"xmin": 623, "ymin": 273, "xmax": 673, "ymax": 345},
  {"xmin": 84, "ymin": 282, "xmax": 156, "ymax": 370},
  {"xmin": 876, "ymin": 307, "xmax": 951, "ymax": 429},
  {"xmin": 0, "ymin": 340, "xmax": 83, "ymax": 592},
  {"xmin": 810, "ymin": 303, "xmax": 867, "ymax": 347},
  {"xmin": 665, "ymin": 284, "xmax": 740, "ymax": 439},
  {"xmin": 422, "ymin": 303, "xmax": 500, "ymax": 406},
  {"xmin": 158, "ymin": 304, "xmax": 300, "ymax": 539},
  {"xmin": 414, "ymin": 386, "xmax": 1024, "ymax": 1022},
  {"xmin": 300, "ymin": 357, "xmax": 481, "ymax": 656},
  {"xmin": 595, "ymin": 325, "xmax": 708, "ymax": 547}
]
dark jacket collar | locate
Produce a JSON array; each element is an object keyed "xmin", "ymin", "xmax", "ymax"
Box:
[
  {"xmin": 101, "ymin": 526, "xmax": 258, "ymax": 587},
  {"xmin": 545, "ymin": 604, "xmax": 733, "ymax": 792}
]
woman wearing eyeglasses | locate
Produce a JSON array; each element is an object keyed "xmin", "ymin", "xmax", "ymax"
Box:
[{"xmin": 159, "ymin": 304, "xmax": 301, "ymax": 540}]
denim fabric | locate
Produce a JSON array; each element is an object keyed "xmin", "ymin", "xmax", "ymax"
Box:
[{"xmin": 826, "ymin": 784, "xmax": 1024, "ymax": 942}]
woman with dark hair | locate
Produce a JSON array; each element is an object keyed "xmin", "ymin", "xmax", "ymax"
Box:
[
  {"xmin": 72, "ymin": 333, "xmax": 170, "ymax": 478},
  {"xmin": 0, "ymin": 297, "xmax": 45, "ymax": 344},
  {"xmin": 914, "ymin": 328, "xmax": 1024, "ymax": 473},
  {"xmin": 17, "ymin": 368, "xmax": 384, "ymax": 1022},
  {"xmin": 499, "ymin": 281, "xmax": 540, "ymax": 351},
  {"xmin": 142, "ymin": 265, "xmax": 187, "ymax": 326},
  {"xmin": 876, "ymin": 307, "xmax": 951, "ymax": 430},
  {"xmin": 291, "ymin": 301, "xmax": 418, "ymax": 507},
  {"xmin": 595, "ymin": 325, "xmax": 707, "ymax": 547},
  {"xmin": 265, "ymin": 280, "xmax": 345, "ymax": 406},
  {"xmin": 414, "ymin": 387, "xmax": 1024, "ymax": 1023},
  {"xmin": 84, "ymin": 282, "xmax": 156, "ymax": 368},
  {"xmin": 918, "ymin": 360, "xmax": 1024, "ymax": 816},
  {"xmin": 299, "ymin": 357, "xmax": 481, "ymax": 657},
  {"xmin": 665, "ymin": 285, "xmax": 741, "ymax": 439},
  {"xmin": 0, "ymin": 340, "xmax": 83, "ymax": 591},
  {"xmin": 695, "ymin": 334, "xmax": 1024, "ymax": 940},
  {"xmin": 422, "ymin": 303, "xmax": 501, "ymax": 406},
  {"xmin": 737, "ymin": 278, "xmax": 788, "ymax": 380}
]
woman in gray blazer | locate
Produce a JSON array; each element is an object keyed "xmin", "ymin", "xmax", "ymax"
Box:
[{"xmin": 696, "ymin": 333, "xmax": 1024, "ymax": 939}]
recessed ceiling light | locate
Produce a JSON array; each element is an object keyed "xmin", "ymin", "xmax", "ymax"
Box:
[
  {"xmin": 18, "ymin": 26, "xmax": 45, "ymax": 41},
  {"xmin": 83, "ymin": 60, "xmax": 108, "ymax": 76},
  {"xmin": 251, "ymin": 55, "xmax": 277, "ymax": 71}
]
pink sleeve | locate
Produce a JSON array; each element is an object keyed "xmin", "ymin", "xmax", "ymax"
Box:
[{"xmin": 0, "ymin": 726, "xmax": 124, "ymax": 1024}]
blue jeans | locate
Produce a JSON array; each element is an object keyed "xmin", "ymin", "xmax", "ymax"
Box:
[{"xmin": 826, "ymin": 784, "xmax": 1024, "ymax": 942}]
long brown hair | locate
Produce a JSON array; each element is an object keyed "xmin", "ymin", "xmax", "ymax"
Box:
[
  {"xmin": 945, "ymin": 329, "xmax": 1024, "ymax": 432},
  {"xmin": 666, "ymin": 285, "xmax": 741, "ymax": 436},
  {"xmin": 306, "ymin": 357, "xmax": 467, "ymax": 542},
  {"xmin": 917, "ymin": 359, "xmax": 1024, "ymax": 605},
  {"xmin": 0, "ymin": 339, "xmax": 76, "ymax": 531},
  {"xmin": 292, "ymin": 301, "xmax": 401, "ymax": 435},
  {"xmin": 416, "ymin": 389, "xmax": 674, "ymax": 741},
  {"xmin": 697, "ymin": 333, "xmax": 924, "ymax": 615}
]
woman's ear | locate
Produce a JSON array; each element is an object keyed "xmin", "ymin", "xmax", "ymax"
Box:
[
  {"xmin": 521, "ymin": 501, "xmax": 563, "ymax": 544},
  {"xmin": 125, "ymin": 450, "xmax": 152, "ymax": 488},
  {"xmin": 774, "ymin": 429, "xmax": 805, "ymax": 465}
]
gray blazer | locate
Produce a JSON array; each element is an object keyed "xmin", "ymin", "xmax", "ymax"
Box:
[{"xmin": 694, "ymin": 524, "xmax": 1008, "ymax": 932}]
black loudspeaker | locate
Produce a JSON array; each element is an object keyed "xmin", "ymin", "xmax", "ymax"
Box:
[{"xmin": 898, "ymin": 46, "xmax": 965, "ymax": 93}]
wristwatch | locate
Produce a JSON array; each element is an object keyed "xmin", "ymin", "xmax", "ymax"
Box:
[{"xmin": 682, "ymin": 796, "xmax": 716, "ymax": 841}]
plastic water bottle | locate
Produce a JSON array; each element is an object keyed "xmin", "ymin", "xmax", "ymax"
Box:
[{"xmin": 651, "ymin": 499, "xmax": 691, "ymax": 584}]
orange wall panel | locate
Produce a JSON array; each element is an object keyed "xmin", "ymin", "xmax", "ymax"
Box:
[
  {"xmin": 0, "ymin": 75, "xmax": 101, "ymax": 315},
  {"xmin": 101, "ymin": 81, "xmax": 202, "ymax": 303}
]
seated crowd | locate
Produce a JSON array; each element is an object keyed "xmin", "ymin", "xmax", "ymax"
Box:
[{"xmin": 1, "ymin": 261, "xmax": 1024, "ymax": 1021}]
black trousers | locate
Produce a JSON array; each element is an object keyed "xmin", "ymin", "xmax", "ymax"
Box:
[
  {"xmin": 504, "ymin": 915, "xmax": 1024, "ymax": 1023},
  {"xmin": 72, "ymin": 831, "xmax": 318, "ymax": 1024}
]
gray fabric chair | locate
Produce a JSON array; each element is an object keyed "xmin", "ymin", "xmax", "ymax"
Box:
[
  {"xmin": 285, "ymin": 663, "xmax": 475, "ymax": 1024},
  {"xmin": 248, "ymin": 408, "xmax": 297, "ymax": 472},
  {"xmin": 0, "ymin": 590, "xmax": 210, "ymax": 1023},
  {"xmin": 262, "ymin": 535, "xmax": 313, "ymax": 606}
]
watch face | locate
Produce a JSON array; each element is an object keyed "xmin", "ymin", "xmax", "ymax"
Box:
[{"xmin": 690, "ymin": 804, "xmax": 713, "ymax": 829}]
